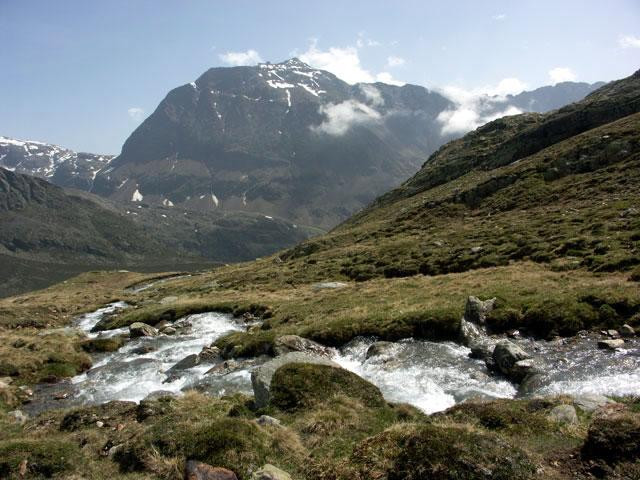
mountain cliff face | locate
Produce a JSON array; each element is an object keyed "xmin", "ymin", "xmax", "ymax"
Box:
[
  {"xmin": 92, "ymin": 58, "xmax": 453, "ymax": 228},
  {"xmin": 0, "ymin": 136, "xmax": 113, "ymax": 191}
]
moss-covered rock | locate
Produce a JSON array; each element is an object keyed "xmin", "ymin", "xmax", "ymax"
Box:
[
  {"xmin": 582, "ymin": 410, "xmax": 640, "ymax": 463},
  {"xmin": 80, "ymin": 336, "xmax": 125, "ymax": 353},
  {"xmin": 269, "ymin": 364, "xmax": 386, "ymax": 411},
  {"xmin": 332, "ymin": 422, "xmax": 535, "ymax": 480}
]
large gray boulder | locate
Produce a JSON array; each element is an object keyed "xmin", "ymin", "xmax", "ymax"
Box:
[
  {"xmin": 572, "ymin": 394, "xmax": 617, "ymax": 413},
  {"xmin": 129, "ymin": 322, "xmax": 158, "ymax": 338},
  {"xmin": 464, "ymin": 296, "xmax": 496, "ymax": 325},
  {"xmin": 597, "ymin": 339, "xmax": 625, "ymax": 350},
  {"xmin": 273, "ymin": 335, "xmax": 332, "ymax": 357},
  {"xmin": 251, "ymin": 352, "xmax": 339, "ymax": 408},
  {"xmin": 365, "ymin": 341, "xmax": 396, "ymax": 359},
  {"xmin": 492, "ymin": 340, "xmax": 532, "ymax": 382}
]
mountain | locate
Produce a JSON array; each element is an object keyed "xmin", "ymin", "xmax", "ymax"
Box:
[
  {"xmin": 91, "ymin": 58, "xmax": 453, "ymax": 229},
  {"xmin": 506, "ymin": 81, "xmax": 606, "ymax": 112},
  {"xmin": 0, "ymin": 136, "xmax": 113, "ymax": 191},
  {"xmin": 0, "ymin": 167, "xmax": 316, "ymax": 297}
]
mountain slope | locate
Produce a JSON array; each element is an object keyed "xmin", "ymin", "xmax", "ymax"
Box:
[
  {"xmin": 506, "ymin": 80, "xmax": 606, "ymax": 112},
  {"xmin": 0, "ymin": 168, "xmax": 316, "ymax": 297},
  {"xmin": 204, "ymin": 69, "xmax": 640, "ymax": 289},
  {"xmin": 0, "ymin": 136, "xmax": 113, "ymax": 190}
]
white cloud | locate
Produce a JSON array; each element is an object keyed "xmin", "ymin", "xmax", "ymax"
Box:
[
  {"xmin": 492, "ymin": 13, "xmax": 507, "ymax": 21},
  {"xmin": 127, "ymin": 107, "xmax": 144, "ymax": 122},
  {"xmin": 360, "ymin": 84, "xmax": 384, "ymax": 106},
  {"xmin": 386, "ymin": 56, "xmax": 406, "ymax": 68},
  {"xmin": 356, "ymin": 32, "xmax": 381, "ymax": 48},
  {"xmin": 218, "ymin": 49, "xmax": 263, "ymax": 66},
  {"xmin": 312, "ymin": 100, "xmax": 381, "ymax": 136},
  {"xmin": 297, "ymin": 39, "xmax": 404, "ymax": 86},
  {"xmin": 435, "ymin": 78, "xmax": 527, "ymax": 135},
  {"xmin": 619, "ymin": 34, "xmax": 640, "ymax": 48},
  {"xmin": 548, "ymin": 67, "xmax": 577, "ymax": 84}
]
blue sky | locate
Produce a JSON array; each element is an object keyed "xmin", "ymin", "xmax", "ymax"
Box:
[{"xmin": 1, "ymin": 0, "xmax": 639, "ymax": 153}]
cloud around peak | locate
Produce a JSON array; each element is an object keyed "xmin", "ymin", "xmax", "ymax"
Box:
[
  {"xmin": 219, "ymin": 49, "xmax": 263, "ymax": 66},
  {"xmin": 548, "ymin": 67, "xmax": 577, "ymax": 84}
]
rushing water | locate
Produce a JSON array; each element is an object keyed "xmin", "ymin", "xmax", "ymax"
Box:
[{"xmin": 29, "ymin": 303, "xmax": 640, "ymax": 415}]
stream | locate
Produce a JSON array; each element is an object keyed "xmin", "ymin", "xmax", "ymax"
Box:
[{"xmin": 25, "ymin": 303, "xmax": 640, "ymax": 415}]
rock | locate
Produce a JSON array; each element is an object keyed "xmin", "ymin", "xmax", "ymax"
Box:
[
  {"xmin": 7, "ymin": 409, "xmax": 28, "ymax": 425},
  {"xmin": 517, "ymin": 372, "xmax": 545, "ymax": 396},
  {"xmin": 312, "ymin": 282, "xmax": 347, "ymax": 289},
  {"xmin": 572, "ymin": 394, "xmax": 617, "ymax": 413},
  {"xmin": 274, "ymin": 335, "xmax": 332, "ymax": 357},
  {"xmin": 131, "ymin": 345, "xmax": 156, "ymax": 355},
  {"xmin": 96, "ymin": 420, "xmax": 104, "ymax": 428},
  {"xmin": 470, "ymin": 246, "xmax": 483, "ymax": 253},
  {"xmin": 154, "ymin": 320, "xmax": 171, "ymax": 330},
  {"xmin": 199, "ymin": 346, "xmax": 221, "ymax": 362},
  {"xmin": 362, "ymin": 341, "xmax": 394, "ymax": 359},
  {"xmin": 510, "ymin": 359, "xmax": 539, "ymax": 382},
  {"xmin": 549, "ymin": 404, "xmax": 578, "ymax": 424},
  {"xmin": 620, "ymin": 324, "xmax": 635, "ymax": 337},
  {"xmin": 205, "ymin": 360, "xmax": 239, "ymax": 375},
  {"xmin": 162, "ymin": 326, "xmax": 177, "ymax": 335},
  {"xmin": 169, "ymin": 354, "xmax": 201, "ymax": 372},
  {"xmin": 251, "ymin": 464, "xmax": 292, "ymax": 480},
  {"xmin": 256, "ymin": 415, "xmax": 281, "ymax": 426},
  {"xmin": 251, "ymin": 352, "xmax": 339, "ymax": 408},
  {"xmin": 582, "ymin": 410, "xmax": 640, "ymax": 463},
  {"xmin": 606, "ymin": 329, "xmax": 620, "ymax": 338},
  {"xmin": 492, "ymin": 340, "xmax": 531, "ymax": 382},
  {"xmin": 597, "ymin": 339, "xmax": 625, "ymax": 350},
  {"xmin": 469, "ymin": 343, "xmax": 493, "ymax": 362},
  {"xmin": 464, "ymin": 296, "xmax": 496, "ymax": 325},
  {"xmin": 129, "ymin": 322, "xmax": 158, "ymax": 338},
  {"xmin": 184, "ymin": 460, "xmax": 238, "ymax": 480}
]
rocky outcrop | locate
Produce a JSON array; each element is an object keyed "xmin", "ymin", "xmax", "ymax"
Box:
[
  {"xmin": 572, "ymin": 394, "xmax": 617, "ymax": 413},
  {"xmin": 273, "ymin": 335, "xmax": 332, "ymax": 357},
  {"xmin": 251, "ymin": 464, "xmax": 292, "ymax": 480},
  {"xmin": 129, "ymin": 322, "xmax": 158, "ymax": 338},
  {"xmin": 464, "ymin": 296, "xmax": 496, "ymax": 325},
  {"xmin": 184, "ymin": 461, "xmax": 238, "ymax": 480},
  {"xmin": 251, "ymin": 352, "xmax": 339, "ymax": 408}
]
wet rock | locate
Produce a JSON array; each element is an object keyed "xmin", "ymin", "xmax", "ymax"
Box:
[
  {"xmin": 620, "ymin": 324, "xmax": 635, "ymax": 337},
  {"xmin": 251, "ymin": 352, "xmax": 339, "ymax": 408},
  {"xmin": 492, "ymin": 340, "xmax": 531, "ymax": 382},
  {"xmin": 7, "ymin": 409, "xmax": 28, "ymax": 425},
  {"xmin": 365, "ymin": 341, "xmax": 395, "ymax": 359},
  {"xmin": 205, "ymin": 360, "xmax": 239, "ymax": 375},
  {"xmin": 200, "ymin": 346, "xmax": 221, "ymax": 362},
  {"xmin": 464, "ymin": 296, "xmax": 496, "ymax": 325},
  {"xmin": 549, "ymin": 404, "xmax": 578, "ymax": 424},
  {"xmin": 517, "ymin": 372, "xmax": 545, "ymax": 396},
  {"xmin": 171, "ymin": 354, "xmax": 201, "ymax": 371},
  {"xmin": 131, "ymin": 345, "xmax": 156, "ymax": 355},
  {"xmin": 606, "ymin": 329, "xmax": 620, "ymax": 339},
  {"xmin": 251, "ymin": 464, "xmax": 292, "ymax": 480},
  {"xmin": 597, "ymin": 339, "xmax": 625, "ymax": 350},
  {"xmin": 184, "ymin": 460, "xmax": 238, "ymax": 480},
  {"xmin": 256, "ymin": 415, "xmax": 281, "ymax": 426},
  {"xmin": 129, "ymin": 322, "xmax": 158, "ymax": 338},
  {"xmin": 162, "ymin": 326, "xmax": 177, "ymax": 335},
  {"xmin": 154, "ymin": 320, "xmax": 172, "ymax": 330},
  {"xmin": 274, "ymin": 335, "xmax": 332, "ymax": 357},
  {"xmin": 572, "ymin": 394, "xmax": 617, "ymax": 413}
]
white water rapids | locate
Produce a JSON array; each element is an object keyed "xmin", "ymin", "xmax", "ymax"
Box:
[{"xmin": 30, "ymin": 303, "xmax": 640, "ymax": 415}]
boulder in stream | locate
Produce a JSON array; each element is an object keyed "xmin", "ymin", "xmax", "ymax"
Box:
[
  {"xmin": 492, "ymin": 340, "xmax": 532, "ymax": 382},
  {"xmin": 251, "ymin": 352, "xmax": 339, "ymax": 408},
  {"xmin": 274, "ymin": 335, "xmax": 332, "ymax": 357},
  {"xmin": 129, "ymin": 322, "xmax": 158, "ymax": 338},
  {"xmin": 597, "ymin": 339, "xmax": 625, "ymax": 350},
  {"xmin": 365, "ymin": 341, "xmax": 396, "ymax": 359},
  {"xmin": 620, "ymin": 324, "xmax": 635, "ymax": 337}
]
